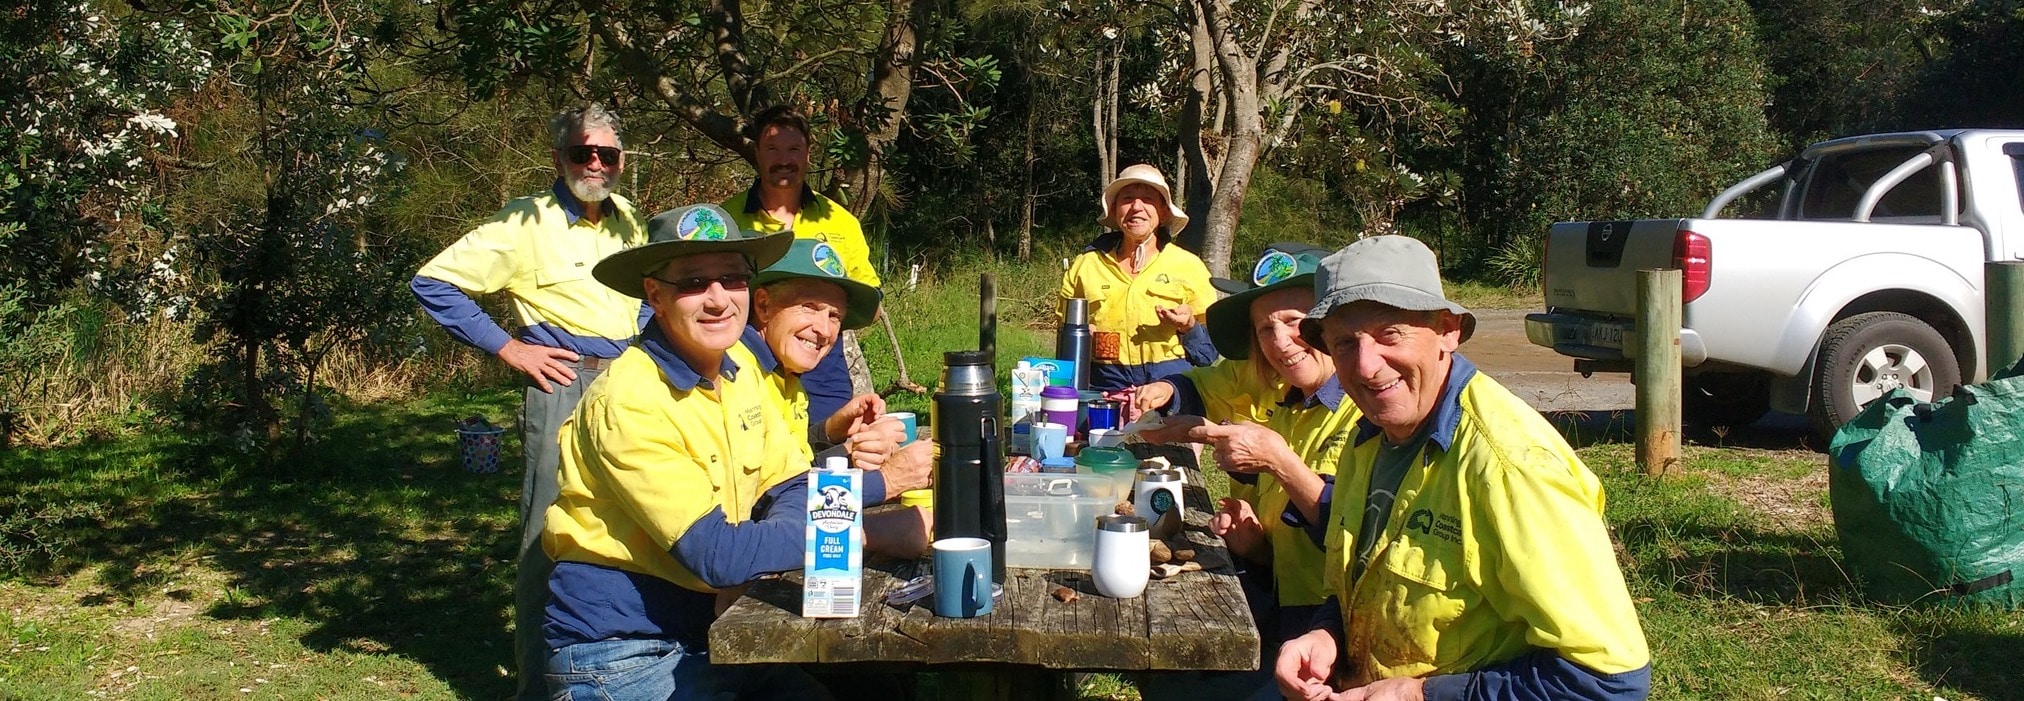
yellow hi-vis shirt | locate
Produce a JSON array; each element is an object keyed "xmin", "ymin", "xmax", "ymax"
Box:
[
  {"xmin": 544, "ymin": 340, "xmax": 798, "ymax": 594},
  {"xmin": 1058, "ymin": 235, "xmax": 1215, "ymax": 367},
  {"xmin": 1322, "ymin": 361, "xmax": 1649, "ymax": 687},
  {"xmin": 1170, "ymin": 357, "xmax": 1282, "ymax": 505},
  {"xmin": 1175, "ymin": 357, "xmax": 1283, "ymax": 426},
  {"xmin": 416, "ymin": 188, "xmax": 646, "ymax": 342},
  {"xmin": 725, "ymin": 186, "xmax": 881, "ymax": 288},
  {"xmin": 1252, "ymin": 378, "xmax": 1360, "ymax": 608}
]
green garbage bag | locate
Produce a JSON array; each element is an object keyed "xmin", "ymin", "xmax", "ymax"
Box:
[{"xmin": 1827, "ymin": 366, "xmax": 2024, "ymax": 609}]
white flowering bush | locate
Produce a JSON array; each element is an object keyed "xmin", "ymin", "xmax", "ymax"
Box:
[{"xmin": 0, "ymin": 3, "xmax": 210, "ymax": 309}]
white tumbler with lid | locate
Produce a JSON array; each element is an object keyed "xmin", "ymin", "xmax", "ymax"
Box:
[{"xmin": 1092, "ymin": 514, "xmax": 1150, "ymax": 598}]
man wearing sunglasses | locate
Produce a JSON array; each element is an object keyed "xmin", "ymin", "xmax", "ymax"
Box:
[
  {"xmin": 541, "ymin": 204, "xmax": 837, "ymax": 700},
  {"xmin": 408, "ymin": 104, "xmax": 647, "ymax": 701},
  {"xmin": 721, "ymin": 105, "xmax": 882, "ymax": 443}
]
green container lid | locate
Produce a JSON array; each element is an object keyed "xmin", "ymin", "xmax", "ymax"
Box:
[{"xmin": 1074, "ymin": 446, "xmax": 1137, "ymax": 472}]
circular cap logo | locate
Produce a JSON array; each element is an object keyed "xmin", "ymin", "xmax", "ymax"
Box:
[
  {"xmin": 811, "ymin": 242, "xmax": 846, "ymax": 278},
  {"xmin": 1253, "ymin": 249, "xmax": 1298, "ymax": 287},
  {"xmin": 677, "ymin": 206, "xmax": 729, "ymax": 241}
]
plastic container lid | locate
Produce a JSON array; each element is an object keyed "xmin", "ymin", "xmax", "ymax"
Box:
[
  {"xmin": 1041, "ymin": 385, "xmax": 1080, "ymax": 400},
  {"xmin": 1074, "ymin": 446, "xmax": 1138, "ymax": 471},
  {"xmin": 1039, "ymin": 457, "xmax": 1077, "ymax": 473}
]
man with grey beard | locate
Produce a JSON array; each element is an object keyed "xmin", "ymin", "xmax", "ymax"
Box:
[{"xmin": 409, "ymin": 104, "xmax": 647, "ymax": 701}]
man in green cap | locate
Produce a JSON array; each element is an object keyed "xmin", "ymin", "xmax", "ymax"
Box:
[
  {"xmin": 539, "ymin": 203, "xmax": 834, "ymax": 700},
  {"xmin": 745, "ymin": 238, "xmax": 931, "ymax": 501}
]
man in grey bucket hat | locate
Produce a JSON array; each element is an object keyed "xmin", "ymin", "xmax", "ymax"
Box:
[{"xmin": 1272, "ymin": 236, "xmax": 1651, "ymax": 700}]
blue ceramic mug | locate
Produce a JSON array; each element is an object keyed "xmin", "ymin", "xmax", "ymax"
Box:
[
  {"xmin": 931, "ymin": 537, "xmax": 994, "ymax": 618},
  {"xmin": 883, "ymin": 412, "xmax": 918, "ymax": 445}
]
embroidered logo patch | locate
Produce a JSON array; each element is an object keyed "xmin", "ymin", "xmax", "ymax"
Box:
[
  {"xmin": 677, "ymin": 206, "xmax": 730, "ymax": 241},
  {"xmin": 1253, "ymin": 249, "xmax": 1298, "ymax": 287},
  {"xmin": 812, "ymin": 242, "xmax": 846, "ymax": 278}
]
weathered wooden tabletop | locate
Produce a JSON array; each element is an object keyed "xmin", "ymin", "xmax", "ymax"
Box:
[{"xmin": 710, "ymin": 461, "xmax": 1259, "ymax": 673}]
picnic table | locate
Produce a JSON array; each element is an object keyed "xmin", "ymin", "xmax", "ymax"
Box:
[{"xmin": 710, "ymin": 448, "xmax": 1260, "ymax": 700}]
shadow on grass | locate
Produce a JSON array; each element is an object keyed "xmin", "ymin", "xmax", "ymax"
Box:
[
  {"xmin": 1, "ymin": 386, "xmax": 526, "ymax": 699},
  {"xmin": 1899, "ymin": 624, "xmax": 2024, "ymax": 699},
  {"xmin": 1617, "ymin": 519, "xmax": 1858, "ymax": 607},
  {"xmin": 1541, "ymin": 408, "xmax": 1824, "ymax": 453}
]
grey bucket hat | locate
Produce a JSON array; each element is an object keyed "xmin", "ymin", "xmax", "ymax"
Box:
[{"xmin": 1296, "ymin": 235, "xmax": 1475, "ymax": 348}]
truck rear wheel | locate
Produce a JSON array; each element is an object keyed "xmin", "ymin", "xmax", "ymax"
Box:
[
  {"xmin": 1682, "ymin": 372, "xmax": 1772, "ymax": 428},
  {"xmin": 1808, "ymin": 311, "xmax": 1961, "ymax": 439}
]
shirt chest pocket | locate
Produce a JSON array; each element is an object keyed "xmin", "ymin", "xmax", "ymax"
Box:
[
  {"xmin": 1368, "ymin": 536, "xmax": 1469, "ymax": 640},
  {"xmin": 535, "ymin": 260, "xmax": 592, "ymax": 288},
  {"xmin": 1143, "ymin": 281, "xmax": 1189, "ymax": 306}
]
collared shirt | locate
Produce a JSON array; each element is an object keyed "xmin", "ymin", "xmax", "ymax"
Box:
[
  {"xmin": 1314, "ymin": 354, "xmax": 1652, "ymax": 699},
  {"xmin": 541, "ymin": 323, "xmax": 810, "ymax": 651},
  {"xmin": 412, "ymin": 180, "xmax": 648, "ymax": 357},
  {"xmin": 725, "ymin": 183, "xmax": 881, "ymax": 287},
  {"xmin": 1058, "ymin": 232, "xmax": 1217, "ymax": 368},
  {"xmin": 1252, "ymin": 375, "xmax": 1359, "ymax": 608},
  {"xmin": 1164, "ymin": 357, "xmax": 1285, "ymax": 505}
]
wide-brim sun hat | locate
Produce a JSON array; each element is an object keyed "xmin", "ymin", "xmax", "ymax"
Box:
[
  {"xmin": 1206, "ymin": 242, "xmax": 1330, "ymax": 359},
  {"xmin": 1097, "ymin": 163, "xmax": 1190, "ymax": 233},
  {"xmin": 1296, "ymin": 235, "xmax": 1476, "ymax": 348},
  {"xmin": 593, "ymin": 203, "xmax": 793, "ymax": 299},
  {"xmin": 752, "ymin": 238, "xmax": 883, "ymax": 331}
]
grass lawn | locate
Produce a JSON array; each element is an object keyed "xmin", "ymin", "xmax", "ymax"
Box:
[{"xmin": 4, "ymin": 260, "xmax": 2019, "ymax": 699}]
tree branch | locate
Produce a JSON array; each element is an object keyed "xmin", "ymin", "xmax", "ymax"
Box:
[{"xmin": 578, "ymin": 0, "xmax": 752, "ymax": 163}]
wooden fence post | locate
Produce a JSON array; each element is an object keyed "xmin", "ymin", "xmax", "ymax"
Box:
[
  {"xmin": 1635, "ymin": 269, "xmax": 1682, "ymax": 477},
  {"xmin": 1986, "ymin": 261, "xmax": 2024, "ymax": 376}
]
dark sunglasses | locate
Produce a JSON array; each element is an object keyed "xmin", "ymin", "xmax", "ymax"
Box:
[
  {"xmin": 564, "ymin": 145, "xmax": 622, "ymax": 166},
  {"xmin": 648, "ymin": 272, "xmax": 753, "ymax": 295}
]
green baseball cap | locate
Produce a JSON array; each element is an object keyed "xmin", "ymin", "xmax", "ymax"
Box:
[
  {"xmin": 752, "ymin": 238, "xmax": 883, "ymax": 330},
  {"xmin": 1206, "ymin": 242, "xmax": 1330, "ymax": 359},
  {"xmin": 592, "ymin": 203, "xmax": 793, "ymax": 299}
]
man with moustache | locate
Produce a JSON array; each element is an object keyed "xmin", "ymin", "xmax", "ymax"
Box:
[
  {"xmin": 722, "ymin": 105, "xmax": 881, "ymax": 438},
  {"xmin": 409, "ymin": 104, "xmax": 645, "ymax": 701},
  {"xmin": 1270, "ymin": 236, "xmax": 1650, "ymax": 701}
]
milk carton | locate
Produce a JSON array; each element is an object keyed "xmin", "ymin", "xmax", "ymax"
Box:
[
  {"xmin": 1020, "ymin": 356, "xmax": 1077, "ymax": 390},
  {"xmin": 1009, "ymin": 360, "xmax": 1048, "ymax": 455},
  {"xmin": 803, "ymin": 456, "xmax": 864, "ymax": 618}
]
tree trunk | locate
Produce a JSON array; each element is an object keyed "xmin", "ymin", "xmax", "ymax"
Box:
[
  {"xmin": 1105, "ymin": 41, "xmax": 1120, "ymax": 178},
  {"xmin": 832, "ymin": 0, "xmax": 925, "ymax": 218},
  {"xmin": 1176, "ymin": 2, "xmax": 1217, "ymax": 254}
]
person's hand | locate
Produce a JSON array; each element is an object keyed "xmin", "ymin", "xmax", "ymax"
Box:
[
  {"xmin": 874, "ymin": 439, "xmax": 934, "ymax": 495},
  {"xmin": 1209, "ymin": 497, "xmax": 1266, "ymax": 560},
  {"xmin": 1275, "ymin": 628, "xmax": 1340, "ymax": 701},
  {"xmin": 1154, "ymin": 303, "xmax": 1195, "ymax": 332},
  {"xmin": 1135, "ymin": 415, "xmax": 1207, "ymax": 446},
  {"xmin": 1129, "ymin": 381, "xmax": 1176, "ymax": 418},
  {"xmin": 825, "ymin": 393, "xmax": 888, "ymax": 443},
  {"xmin": 497, "ymin": 339, "xmax": 579, "ymax": 393},
  {"xmin": 845, "ymin": 415, "xmax": 907, "ymax": 469},
  {"xmin": 1329, "ymin": 677, "xmax": 1425, "ymax": 701},
  {"xmin": 1190, "ymin": 421, "xmax": 1297, "ymax": 477}
]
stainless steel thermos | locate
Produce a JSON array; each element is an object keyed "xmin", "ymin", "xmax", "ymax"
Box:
[
  {"xmin": 1057, "ymin": 298, "xmax": 1093, "ymax": 390},
  {"xmin": 932, "ymin": 350, "xmax": 1006, "ymax": 583}
]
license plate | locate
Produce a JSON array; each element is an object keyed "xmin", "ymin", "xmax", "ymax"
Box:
[{"xmin": 1585, "ymin": 323, "xmax": 1626, "ymax": 349}]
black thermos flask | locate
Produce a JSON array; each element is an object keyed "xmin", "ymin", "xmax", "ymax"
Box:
[
  {"xmin": 1057, "ymin": 298, "xmax": 1093, "ymax": 390},
  {"xmin": 931, "ymin": 350, "xmax": 1006, "ymax": 582}
]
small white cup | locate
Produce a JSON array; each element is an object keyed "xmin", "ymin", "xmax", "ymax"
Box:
[
  {"xmin": 1092, "ymin": 514, "xmax": 1150, "ymax": 598},
  {"xmin": 1087, "ymin": 428, "xmax": 1123, "ymax": 448}
]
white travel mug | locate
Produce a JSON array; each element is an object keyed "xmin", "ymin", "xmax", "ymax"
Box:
[
  {"xmin": 1132, "ymin": 468, "xmax": 1186, "ymax": 524},
  {"xmin": 1092, "ymin": 514, "xmax": 1150, "ymax": 598}
]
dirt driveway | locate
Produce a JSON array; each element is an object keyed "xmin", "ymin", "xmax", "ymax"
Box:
[{"xmin": 1463, "ymin": 308, "xmax": 1633, "ymax": 413}]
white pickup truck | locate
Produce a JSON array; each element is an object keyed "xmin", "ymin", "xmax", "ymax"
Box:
[{"xmin": 1526, "ymin": 129, "xmax": 2024, "ymax": 438}]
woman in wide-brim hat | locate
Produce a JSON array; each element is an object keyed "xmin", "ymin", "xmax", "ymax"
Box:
[
  {"xmin": 1133, "ymin": 242, "xmax": 1361, "ymax": 658},
  {"xmin": 1057, "ymin": 163, "xmax": 1220, "ymax": 392}
]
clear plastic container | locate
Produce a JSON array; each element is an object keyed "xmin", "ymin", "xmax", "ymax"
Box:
[{"xmin": 1003, "ymin": 472, "xmax": 1120, "ymax": 571}]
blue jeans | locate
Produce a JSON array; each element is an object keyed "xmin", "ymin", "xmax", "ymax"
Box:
[{"xmin": 545, "ymin": 638, "xmax": 833, "ymax": 701}]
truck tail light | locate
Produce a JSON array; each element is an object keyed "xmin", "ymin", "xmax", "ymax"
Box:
[{"xmin": 1674, "ymin": 230, "xmax": 1712, "ymax": 303}]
